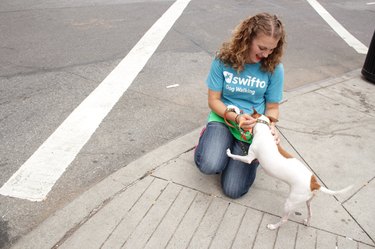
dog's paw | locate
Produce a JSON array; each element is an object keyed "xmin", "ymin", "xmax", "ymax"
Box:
[
  {"xmin": 303, "ymin": 219, "xmax": 310, "ymax": 227},
  {"xmin": 226, "ymin": 148, "xmax": 232, "ymax": 156},
  {"xmin": 266, "ymin": 223, "xmax": 278, "ymax": 230}
]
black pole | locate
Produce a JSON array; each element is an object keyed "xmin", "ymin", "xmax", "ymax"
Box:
[{"xmin": 362, "ymin": 30, "xmax": 375, "ymax": 83}]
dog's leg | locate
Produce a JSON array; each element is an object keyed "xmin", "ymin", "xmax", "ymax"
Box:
[
  {"xmin": 267, "ymin": 199, "xmax": 295, "ymax": 230},
  {"xmin": 226, "ymin": 148, "xmax": 255, "ymax": 164},
  {"xmin": 303, "ymin": 195, "xmax": 315, "ymax": 226},
  {"xmin": 267, "ymin": 211, "xmax": 291, "ymax": 230}
]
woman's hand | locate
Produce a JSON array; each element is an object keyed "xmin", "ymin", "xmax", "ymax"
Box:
[
  {"xmin": 237, "ymin": 114, "xmax": 257, "ymax": 132},
  {"xmin": 270, "ymin": 123, "xmax": 280, "ymax": 144}
]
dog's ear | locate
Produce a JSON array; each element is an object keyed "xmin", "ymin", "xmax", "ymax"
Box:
[
  {"xmin": 251, "ymin": 108, "xmax": 261, "ymax": 118},
  {"xmin": 268, "ymin": 116, "xmax": 279, "ymax": 123}
]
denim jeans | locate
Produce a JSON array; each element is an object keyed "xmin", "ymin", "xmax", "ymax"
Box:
[{"xmin": 194, "ymin": 122, "xmax": 258, "ymax": 199}]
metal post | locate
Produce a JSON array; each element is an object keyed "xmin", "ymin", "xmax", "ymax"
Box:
[{"xmin": 362, "ymin": 30, "xmax": 375, "ymax": 83}]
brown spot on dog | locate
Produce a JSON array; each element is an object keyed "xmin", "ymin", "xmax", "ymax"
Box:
[
  {"xmin": 277, "ymin": 144, "xmax": 293, "ymax": 158},
  {"xmin": 251, "ymin": 108, "xmax": 261, "ymax": 118},
  {"xmin": 310, "ymin": 175, "xmax": 320, "ymax": 192},
  {"xmin": 310, "ymin": 175, "xmax": 321, "ymax": 192}
]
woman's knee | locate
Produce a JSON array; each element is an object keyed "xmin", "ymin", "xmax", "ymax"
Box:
[
  {"xmin": 221, "ymin": 178, "xmax": 250, "ymax": 199},
  {"xmin": 222, "ymin": 186, "xmax": 246, "ymax": 199},
  {"xmin": 221, "ymin": 161, "xmax": 258, "ymax": 199},
  {"xmin": 195, "ymin": 156, "xmax": 226, "ymax": 174},
  {"xmin": 194, "ymin": 122, "xmax": 232, "ymax": 174}
]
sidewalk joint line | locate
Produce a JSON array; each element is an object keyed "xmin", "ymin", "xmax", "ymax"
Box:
[
  {"xmin": 285, "ymin": 69, "xmax": 360, "ymax": 95},
  {"xmin": 294, "ymin": 224, "xmax": 301, "ymax": 249},
  {"xmin": 52, "ymin": 177, "xmax": 154, "ymax": 248},
  {"xmin": 273, "ymin": 225, "xmax": 281, "ymax": 249},
  {"xmin": 292, "ymin": 224, "xmax": 298, "ymax": 249},
  {"xmin": 164, "ymin": 191, "xmax": 198, "ymax": 248},
  {"xmin": 186, "ymin": 196, "xmax": 214, "ymax": 248},
  {"xmin": 277, "ymin": 126, "xmax": 370, "ymax": 241},
  {"xmin": 314, "ymin": 89, "xmax": 375, "ymax": 119},
  {"xmin": 144, "ymin": 186, "xmax": 183, "ymax": 248},
  {"xmin": 229, "ymin": 207, "xmax": 247, "ymax": 249},
  {"xmin": 207, "ymin": 201, "xmax": 230, "ymax": 249},
  {"xmin": 98, "ymin": 177, "xmax": 156, "ymax": 248},
  {"xmin": 314, "ymin": 228, "xmax": 318, "ymax": 249},
  {"xmin": 342, "ymin": 176, "xmax": 375, "ymax": 205},
  {"xmin": 251, "ymin": 212, "xmax": 265, "ymax": 249},
  {"xmin": 341, "ymin": 203, "xmax": 375, "ymax": 245},
  {"xmin": 120, "ymin": 180, "xmax": 170, "ymax": 248},
  {"xmin": 151, "ymin": 175, "xmax": 374, "ymax": 246}
]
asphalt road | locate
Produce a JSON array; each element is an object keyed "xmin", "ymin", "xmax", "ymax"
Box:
[{"xmin": 0, "ymin": 0, "xmax": 374, "ymax": 248}]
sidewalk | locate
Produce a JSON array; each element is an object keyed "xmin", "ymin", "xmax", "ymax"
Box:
[{"xmin": 11, "ymin": 69, "xmax": 375, "ymax": 249}]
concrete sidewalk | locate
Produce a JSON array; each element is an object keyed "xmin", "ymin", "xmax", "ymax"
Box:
[{"xmin": 11, "ymin": 69, "xmax": 375, "ymax": 249}]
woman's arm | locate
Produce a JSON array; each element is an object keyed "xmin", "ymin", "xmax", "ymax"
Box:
[
  {"xmin": 208, "ymin": 89, "xmax": 237, "ymax": 122},
  {"xmin": 265, "ymin": 102, "xmax": 279, "ymax": 120},
  {"xmin": 208, "ymin": 89, "xmax": 256, "ymax": 130},
  {"xmin": 265, "ymin": 102, "xmax": 280, "ymax": 144}
]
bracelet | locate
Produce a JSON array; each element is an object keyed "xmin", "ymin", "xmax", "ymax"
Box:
[
  {"xmin": 224, "ymin": 108, "xmax": 236, "ymax": 128},
  {"xmin": 235, "ymin": 114, "xmax": 242, "ymax": 124}
]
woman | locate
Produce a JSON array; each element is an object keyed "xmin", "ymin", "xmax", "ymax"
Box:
[{"xmin": 194, "ymin": 13, "xmax": 286, "ymax": 199}]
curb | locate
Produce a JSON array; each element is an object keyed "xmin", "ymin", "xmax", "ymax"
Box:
[
  {"xmin": 283, "ymin": 69, "xmax": 361, "ymax": 99},
  {"xmin": 10, "ymin": 128, "xmax": 201, "ymax": 249}
]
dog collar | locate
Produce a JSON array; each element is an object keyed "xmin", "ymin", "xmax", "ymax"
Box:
[{"xmin": 256, "ymin": 119, "xmax": 270, "ymax": 127}]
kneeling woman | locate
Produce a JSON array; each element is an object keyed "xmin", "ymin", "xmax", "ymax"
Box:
[{"xmin": 194, "ymin": 13, "xmax": 286, "ymax": 199}]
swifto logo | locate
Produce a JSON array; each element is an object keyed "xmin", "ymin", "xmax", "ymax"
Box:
[
  {"xmin": 223, "ymin": 71, "xmax": 266, "ymax": 88},
  {"xmin": 224, "ymin": 71, "xmax": 233, "ymax": 83}
]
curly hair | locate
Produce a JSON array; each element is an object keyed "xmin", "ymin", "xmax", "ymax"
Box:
[{"xmin": 217, "ymin": 13, "xmax": 286, "ymax": 73}]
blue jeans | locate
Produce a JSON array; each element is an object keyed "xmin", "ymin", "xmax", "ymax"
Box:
[{"xmin": 194, "ymin": 122, "xmax": 258, "ymax": 199}]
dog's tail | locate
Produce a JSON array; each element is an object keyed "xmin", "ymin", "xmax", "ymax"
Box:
[{"xmin": 319, "ymin": 185, "xmax": 353, "ymax": 195}]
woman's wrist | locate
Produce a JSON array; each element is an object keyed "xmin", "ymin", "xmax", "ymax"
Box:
[
  {"xmin": 224, "ymin": 105, "xmax": 240, "ymax": 121},
  {"xmin": 235, "ymin": 114, "xmax": 243, "ymax": 124},
  {"xmin": 224, "ymin": 106, "xmax": 240, "ymax": 127}
]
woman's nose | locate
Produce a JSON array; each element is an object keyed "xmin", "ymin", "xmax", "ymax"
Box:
[
  {"xmin": 262, "ymin": 49, "xmax": 273, "ymax": 58},
  {"xmin": 262, "ymin": 51, "xmax": 269, "ymax": 58}
]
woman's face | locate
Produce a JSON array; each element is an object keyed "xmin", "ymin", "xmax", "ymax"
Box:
[{"xmin": 247, "ymin": 33, "xmax": 279, "ymax": 63}]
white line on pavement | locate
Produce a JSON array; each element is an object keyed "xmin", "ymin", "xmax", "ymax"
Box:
[
  {"xmin": 306, "ymin": 0, "xmax": 368, "ymax": 54},
  {"xmin": 0, "ymin": 0, "xmax": 191, "ymax": 201}
]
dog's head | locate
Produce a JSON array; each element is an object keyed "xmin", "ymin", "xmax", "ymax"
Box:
[
  {"xmin": 238, "ymin": 108, "xmax": 279, "ymax": 133},
  {"xmin": 251, "ymin": 108, "xmax": 279, "ymax": 124}
]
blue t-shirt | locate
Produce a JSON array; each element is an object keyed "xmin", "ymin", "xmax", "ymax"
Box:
[
  {"xmin": 205, "ymin": 58, "xmax": 284, "ymax": 142},
  {"xmin": 206, "ymin": 58, "xmax": 284, "ymax": 114}
]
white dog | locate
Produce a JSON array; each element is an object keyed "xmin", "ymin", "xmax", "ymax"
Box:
[{"xmin": 226, "ymin": 111, "xmax": 352, "ymax": 230}]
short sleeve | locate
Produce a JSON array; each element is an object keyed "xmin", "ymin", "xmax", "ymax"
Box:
[
  {"xmin": 206, "ymin": 59, "xmax": 224, "ymax": 91},
  {"xmin": 265, "ymin": 63, "xmax": 284, "ymax": 103}
]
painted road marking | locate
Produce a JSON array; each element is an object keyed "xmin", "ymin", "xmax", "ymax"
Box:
[
  {"xmin": 306, "ymin": 0, "xmax": 368, "ymax": 54},
  {"xmin": 0, "ymin": 0, "xmax": 191, "ymax": 201}
]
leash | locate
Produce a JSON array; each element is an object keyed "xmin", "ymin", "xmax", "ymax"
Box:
[
  {"xmin": 224, "ymin": 105, "xmax": 275, "ymax": 141},
  {"xmin": 223, "ymin": 105, "xmax": 241, "ymax": 128},
  {"xmin": 224, "ymin": 105, "xmax": 252, "ymax": 141}
]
